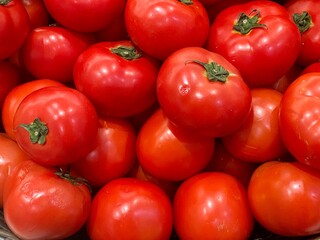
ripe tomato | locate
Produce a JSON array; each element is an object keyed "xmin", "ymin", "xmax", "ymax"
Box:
[
  {"xmin": 271, "ymin": 64, "xmax": 303, "ymax": 93},
  {"xmin": 206, "ymin": 0, "xmax": 301, "ymax": 87},
  {"xmin": 71, "ymin": 117, "xmax": 137, "ymax": 188},
  {"xmin": 74, "ymin": 40, "xmax": 160, "ymax": 118},
  {"xmin": 136, "ymin": 108, "xmax": 215, "ymax": 182},
  {"xmin": 157, "ymin": 47, "xmax": 252, "ymax": 138},
  {"xmin": 279, "ymin": 72, "xmax": 320, "ymax": 170},
  {"xmin": 248, "ymin": 161, "xmax": 320, "ymax": 237},
  {"xmin": 87, "ymin": 178, "xmax": 173, "ymax": 240},
  {"xmin": 174, "ymin": 172, "xmax": 254, "ymax": 239},
  {"xmin": 13, "ymin": 86, "xmax": 98, "ymax": 166},
  {"xmin": 125, "ymin": 0, "xmax": 210, "ymax": 61},
  {"xmin": 18, "ymin": 0, "xmax": 50, "ymax": 29},
  {"xmin": 222, "ymin": 88, "xmax": 287, "ymax": 163},
  {"xmin": 0, "ymin": 0, "xmax": 30, "ymax": 60},
  {"xmin": 301, "ymin": 62, "xmax": 320, "ymax": 75},
  {"xmin": 3, "ymin": 160, "xmax": 91, "ymax": 240}
]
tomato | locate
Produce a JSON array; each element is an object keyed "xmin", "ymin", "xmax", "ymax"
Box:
[
  {"xmin": 2, "ymin": 79, "xmax": 64, "ymax": 140},
  {"xmin": 3, "ymin": 159, "xmax": 91, "ymax": 240},
  {"xmin": 248, "ymin": 161, "xmax": 320, "ymax": 237},
  {"xmin": 157, "ymin": 46, "xmax": 252, "ymax": 138},
  {"xmin": 125, "ymin": 0, "xmax": 210, "ymax": 61},
  {"xmin": 74, "ymin": 40, "xmax": 160, "ymax": 118},
  {"xmin": 279, "ymin": 72, "xmax": 320, "ymax": 170},
  {"xmin": 43, "ymin": 0, "xmax": 126, "ymax": 32},
  {"xmin": 0, "ymin": 133, "xmax": 30, "ymax": 208},
  {"xmin": 222, "ymin": 88, "xmax": 287, "ymax": 163},
  {"xmin": 136, "ymin": 108, "xmax": 215, "ymax": 182},
  {"xmin": 71, "ymin": 117, "xmax": 137, "ymax": 189},
  {"xmin": 285, "ymin": 0, "xmax": 320, "ymax": 67},
  {"xmin": 173, "ymin": 172, "xmax": 254, "ymax": 239},
  {"xmin": 87, "ymin": 178, "xmax": 173, "ymax": 240},
  {"xmin": 206, "ymin": 0, "xmax": 301, "ymax": 87},
  {"xmin": 18, "ymin": 0, "xmax": 50, "ymax": 29},
  {"xmin": 0, "ymin": 0, "xmax": 30, "ymax": 60},
  {"xmin": 21, "ymin": 26, "xmax": 95, "ymax": 83},
  {"xmin": 13, "ymin": 86, "xmax": 98, "ymax": 166},
  {"xmin": 300, "ymin": 62, "xmax": 320, "ymax": 75},
  {"xmin": 271, "ymin": 64, "xmax": 303, "ymax": 93}
]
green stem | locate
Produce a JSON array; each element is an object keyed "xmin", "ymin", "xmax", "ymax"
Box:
[
  {"xmin": 293, "ymin": 11, "xmax": 312, "ymax": 33},
  {"xmin": 55, "ymin": 168, "xmax": 92, "ymax": 193},
  {"xmin": 179, "ymin": 0, "xmax": 193, "ymax": 5},
  {"xmin": 0, "ymin": 0, "xmax": 11, "ymax": 5},
  {"xmin": 19, "ymin": 118, "xmax": 48, "ymax": 145},
  {"xmin": 233, "ymin": 9, "xmax": 267, "ymax": 34},
  {"xmin": 110, "ymin": 46, "xmax": 142, "ymax": 60}
]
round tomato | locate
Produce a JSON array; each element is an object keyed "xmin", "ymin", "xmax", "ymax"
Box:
[
  {"xmin": 136, "ymin": 108, "xmax": 215, "ymax": 182},
  {"xmin": 279, "ymin": 72, "xmax": 320, "ymax": 169},
  {"xmin": 18, "ymin": 0, "xmax": 50, "ymax": 29},
  {"xmin": 125, "ymin": 0, "xmax": 210, "ymax": 61},
  {"xmin": 206, "ymin": 0, "xmax": 301, "ymax": 87},
  {"xmin": 13, "ymin": 86, "xmax": 98, "ymax": 166},
  {"xmin": 248, "ymin": 161, "xmax": 320, "ymax": 237},
  {"xmin": 87, "ymin": 178, "xmax": 173, "ymax": 240},
  {"xmin": 173, "ymin": 172, "xmax": 254, "ymax": 239},
  {"xmin": 300, "ymin": 62, "xmax": 320, "ymax": 75},
  {"xmin": 157, "ymin": 46, "xmax": 252, "ymax": 138},
  {"xmin": 3, "ymin": 159, "xmax": 91, "ymax": 240}
]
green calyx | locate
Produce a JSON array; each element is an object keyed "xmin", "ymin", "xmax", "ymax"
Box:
[
  {"xmin": 55, "ymin": 168, "xmax": 92, "ymax": 192},
  {"xmin": 188, "ymin": 60, "xmax": 229, "ymax": 83},
  {"xmin": 293, "ymin": 11, "xmax": 312, "ymax": 33},
  {"xmin": 233, "ymin": 9, "xmax": 267, "ymax": 34},
  {"xmin": 19, "ymin": 118, "xmax": 48, "ymax": 145},
  {"xmin": 179, "ymin": 0, "xmax": 193, "ymax": 5},
  {"xmin": 0, "ymin": 0, "xmax": 12, "ymax": 5},
  {"xmin": 111, "ymin": 46, "xmax": 142, "ymax": 60}
]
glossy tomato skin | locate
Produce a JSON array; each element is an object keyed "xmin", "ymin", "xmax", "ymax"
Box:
[
  {"xmin": 74, "ymin": 40, "xmax": 160, "ymax": 118},
  {"xmin": 136, "ymin": 108, "xmax": 215, "ymax": 182},
  {"xmin": 18, "ymin": 0, "xmax": 50, "ymax": 29},
  {"xmin": 125, "ymin": 0, "xmax": 210, "ymax": 61},
  {"xmin": 3, "ymin": 160, "xmax": 91, "ymax": 240},
  {"xmin": 157, "ymin": 47, "xmax": 252, "ymax": 138},
  {"xmin": 174, "ymin": 172, "xmax": 254, "ymax": 239},
  {"xmin": 206, "ymin": 0, "xmax": 301, "ymax": 87},
  {"xmin": 13, "ymin": 86, "xmax": 99, "ymax": 166},
  {"xmin": 22, "ymin": 26, "xmax": 95, "ymax": 83},
  {"xmin": 87, "ymin": 178, "xmax": 173, "ymax": 240},
  {"xmin": 0, "ymin": 0, "xmax": 30, "ymax": 60},
  {"xmin": 279, "ymin": 73, "xmax": 320, "ymax": 170},
  {"xmin": 248, "ymin": 161, "xmax": 320, "ymax": 237}
]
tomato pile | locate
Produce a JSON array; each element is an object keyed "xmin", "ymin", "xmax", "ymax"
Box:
[{"xmin": 1, "ymin": 0, "xmax": 320, "ymax": 239}]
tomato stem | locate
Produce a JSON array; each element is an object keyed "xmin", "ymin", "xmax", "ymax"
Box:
[
  {"xmin": 19, "ymin": 118, "xmax": 49, "ymax": 145},
  {"xmin": 111, "ymin": 46, "xmax": 142, "ymax": 60},
  {"xmin": 55, "ymin": 168, "xmax": 92, "ymax": 193},
  {"xmin": 233, "ymin": 9, "xmax": 267, "ymax": 34},
  {"xmin": 293, "ymin": 11, "xmax": 312, "ymax": 34},
  {"xmin": 179, "ymin": 0, "xmax": 193, "ymax": 5},
  {"xmin": 0, "ymin": 0, "xmax": 11, "ymax": 5}
]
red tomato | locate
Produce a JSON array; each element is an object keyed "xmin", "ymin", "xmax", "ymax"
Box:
[
  {"xmin": 285, "ymin": 0, "xmax": 320, "ymax": 67},
  {"xmin": 206, "ymin": 0, "xmax": 301, "ymax": 87},
  {"xmin": 271, "ymin": 64, "xmax": 303, "ymax": 93},
  {"xmin": 18, "ymin": 0, "xmax": 50, "ymax": 29},
  {"xmin": 3, "ymin": 160, "xmax": 91, "ymax": 239},
  {"xmin": 21, "ymin": 26, "xmax": 95, "ymax": 83},
  {"xmin": 0, "ymin": 0, "xmax": 30, "ymax": 60},
  {"xmin": 222, "ymin": 88, "xmax": 287, "ymax": 163},
  {"xmin": 71, "ymin": 117, "xmax": 137, "ymax": 188},
  {"xmin": 87, "ymin": 178, "xmax": 173, "ymax": 240},
  {"xmin": 2, "ymin": 79, "xmax": 64, "ymax": 140},
  {"xmin": 174, "ymin": 172, "xmax": 254, "ymax": 239},
  {"xmin": 300, "ymin": 62, "xmax": 320, "ymax": 75},
  {"xmin": 13, "ymin": 86, "xmax": 98, "ymax": 166},
  {"xmin": 248, "ymin": 161, "xmax": 320, "ymax": 237},
  {"xmin": 125, "ymin": 0, "xmax": 210, "ymax": 61},
  {"xmin": 157, "ymin": 47, "xmax": 252, "ymax": 138},
  {"xmin": 136, "ymin": 108, "xmax": 215, "ymax": 182},
  {"xmin": 43, "ymin": 0, "xmax": 126, "ymax": 32},
  {"xmin": 74, "ymin": 40, "xmax": 160, "ymax": 118}
]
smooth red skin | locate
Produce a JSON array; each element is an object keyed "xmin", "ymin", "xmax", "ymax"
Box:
[
  {"xmin": 13, "ymin": 86, "xmax": 99, "ymax": 166},
  {"xmin": 2, "ymin": 79, "xmax": 65, "ymax": 140},
  {"xmin": 125, "ymin": 0, "xmax": 210, "ymax": 61},
  {"xmin": 74, "ymin": 40, "xmax": 160, "ymax": 118},
  {"xmin": 285, "ymin": 0, "xmax": 320, "ymax": 67},
  {"xmin": 0, "ymin": 133, "xmax": 30, "ymax": 208},
  {"xmin": 3, "ymin": 160, "xmax": 91, "ymax": 240},
  {"xmin": 174, "ymin": 172, "xmax": 254, "ymax": 239},
  {"xmin": 136, "ymin": 108, "xmax": 215, "ymax": 182},
  {"xmin": 300, "ymin": 62, "xmax": 320, "ymax": 75},
  {"xmin": 71, "ymin": 117, "xmax": 137, "ymax": 188},
  {"xmin": 206, "ymin": 0, "xmax": 301, "ymax": 88},
  {"xmin": 87, "ymin": 178, "xmax": 173, "ymax": 240},
  {"xmin": 0, "ymin": 0, "xmax": 30, "ymax": 60},
  {"xmin": 248, "ymin": 161, "xmax": 320, "ymax": 237},
  {"xmin": 18, "ymin": 0, "xmax": 50, "ymax": 29},
  {"xmin": 22, "ymin": 26, "xmax": 95, "ymax": 83},
  {"xmin": 157, "ymin": 47, "xmax": 252, "ymax": 138},
  {"xmin": 43, "ymin": 0, "xmax": 126, "ymax": 32},
  {"xmin": 279, "ymin": 73, "xmax": 320, "ymax": 170},
  {"xmin": 222, "ymin": 88, "xmax": 287, "ymax": 163}
]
